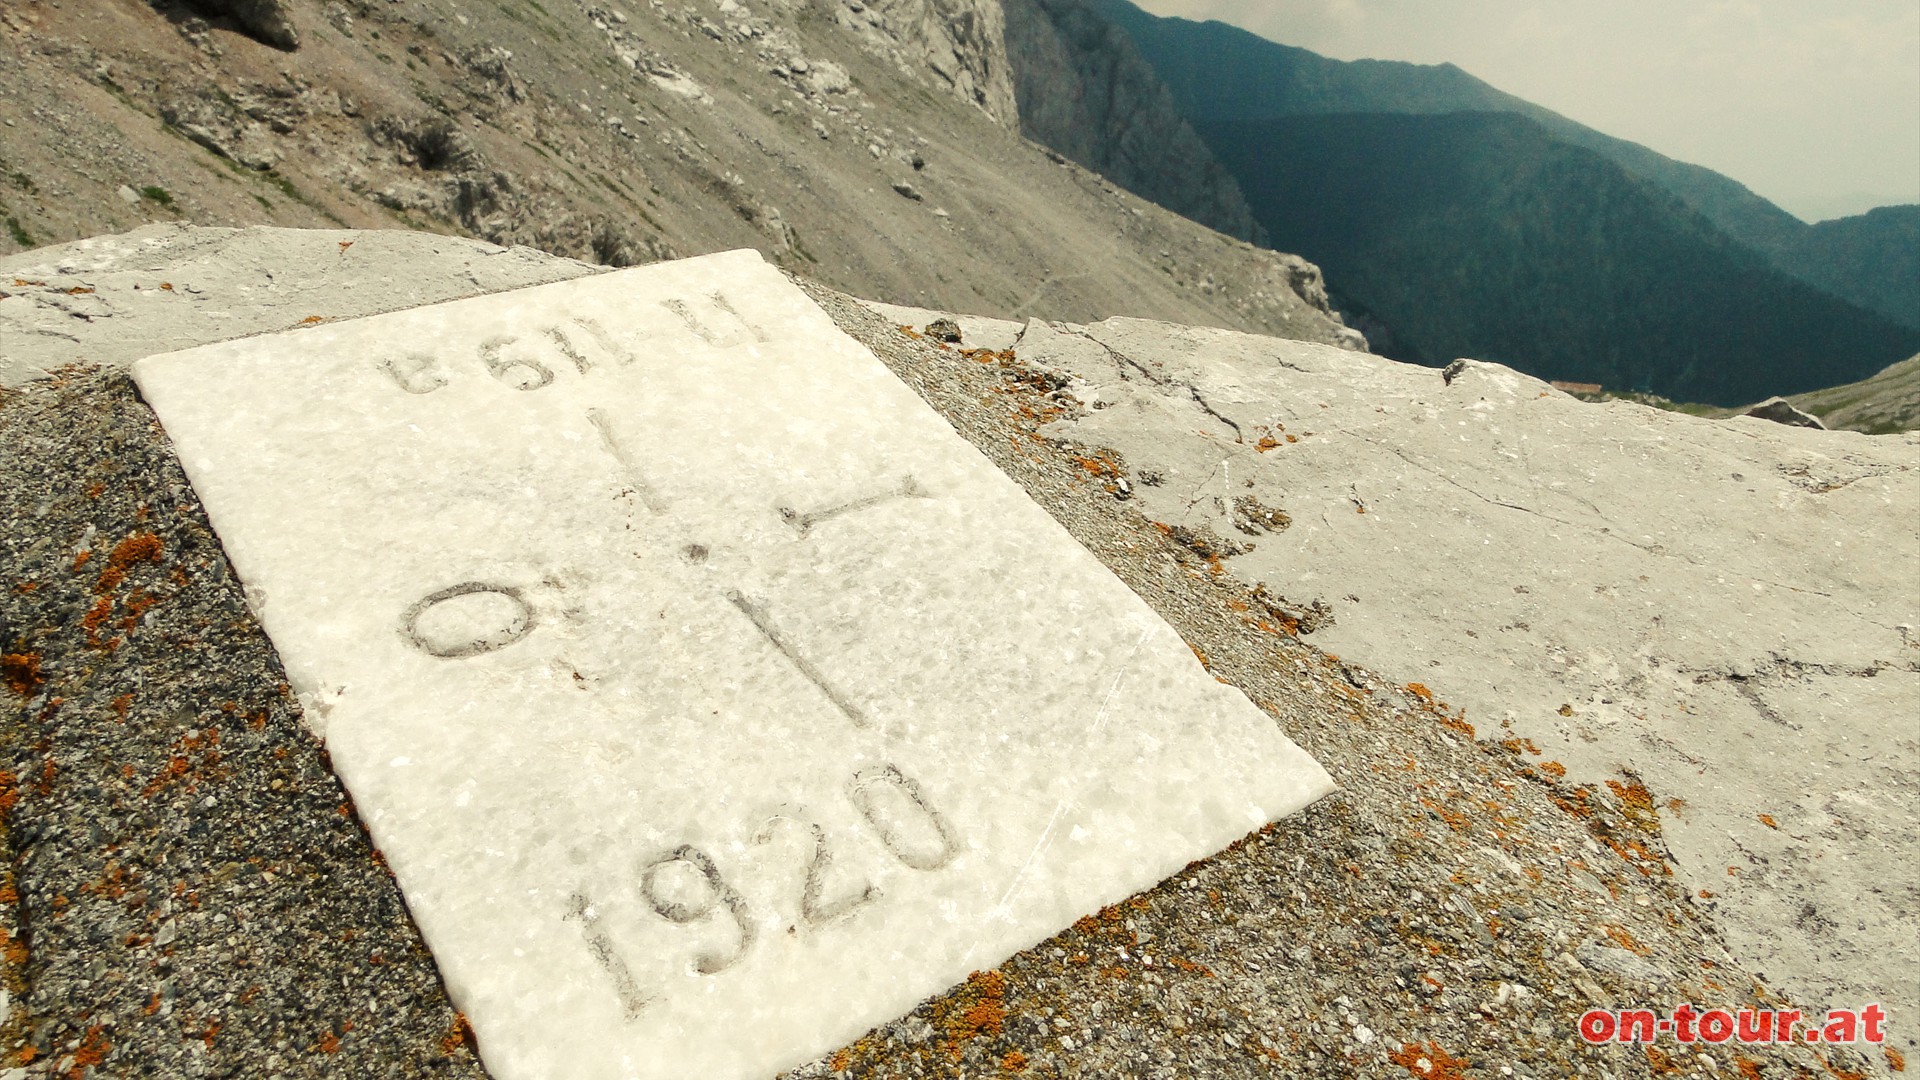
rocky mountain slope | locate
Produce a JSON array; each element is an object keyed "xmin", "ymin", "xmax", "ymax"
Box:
[
  {"xmin": 3, "ymin": 224, "xmax": 1898, "ymax": 1080},
  {"xmin": 999, "ymin": 0, "xmax": 1262, "ymax": 246},
  {"xmin": 1790, "ymin": 353, "xmax": 1920, "ymax": 435},
  {"xmin": 0, "ymin": 0, "xmax": 1359, "ymax": 350}
]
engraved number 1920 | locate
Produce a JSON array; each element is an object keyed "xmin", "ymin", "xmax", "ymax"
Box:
[{"xmin": 570, "ymin": 762, "xmax": 960, "ymax": 1015}]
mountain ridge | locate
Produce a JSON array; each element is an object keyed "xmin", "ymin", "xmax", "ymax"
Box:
[
  {"xmin": 1199, "ymin": 109, "xmax": 1920, "ymax": 403},
  {"xmin": 1087, "ymin": 0, "xmax": 1919, "ymax": 332}
]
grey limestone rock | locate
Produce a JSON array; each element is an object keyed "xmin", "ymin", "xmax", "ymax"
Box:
[
  {"xmin": 180, "ymin": 0, "xmax": 300, "ymax": 50},
  {"xmin": 1743, "ymin": 395, "xmax": 1827, "ymax": 428}
]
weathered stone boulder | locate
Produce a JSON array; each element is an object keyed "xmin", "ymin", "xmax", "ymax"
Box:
[{"xmin": 182, "ymin": 0, "xmax": 299, "ymax": 49}]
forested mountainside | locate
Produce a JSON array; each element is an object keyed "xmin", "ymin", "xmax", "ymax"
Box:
[
  {"xmin": 1200, "ymin": 111, "xmax": 1920, "ymax": 404},
  {"xmin": 1084, "ymin": 0, "xmax": 1919, "ymax": 340}
]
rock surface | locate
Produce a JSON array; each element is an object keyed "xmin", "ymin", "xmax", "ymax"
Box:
[
  {"xmin": 181, "ymin": 0, "xmax": 301, "ymax": 50},
  {"xmin": 1743, "ymin": 395, "xmax": 1827, "ymax": 428},
  {"xmin": 0, "ymin": 224, "xmax": 599, "ymax": 385},
  {"xmin": 128, "ymin": 249, "xmax": 1332, "ymax": 1080},
  {"xmin": 0, "ymin": 230, "xmax": 1894, "ymax": 1078},
  {"xmin": 991, "ymin": 313, "xmax": 1918, "ymax": 1047}
]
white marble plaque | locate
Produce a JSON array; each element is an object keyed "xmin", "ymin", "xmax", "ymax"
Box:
[{"xmin": 131, "ymin": 250, "xmax": 1334, "ymax": 1080}]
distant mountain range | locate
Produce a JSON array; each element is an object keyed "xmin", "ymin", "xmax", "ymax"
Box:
[{"xmin": 1058, "ymin": 0, "xmax": 1920, "ymax": 404}]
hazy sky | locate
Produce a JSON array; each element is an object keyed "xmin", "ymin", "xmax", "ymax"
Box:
[{"xmin": 1128, "ymin": 0, "xmax": 1920, "ymax": 223}]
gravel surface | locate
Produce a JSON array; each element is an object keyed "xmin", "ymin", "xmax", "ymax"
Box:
[
  {"xmin": 0, "ymin": 286, "xmax": 1891, "ymax": 1078},
  {"xmin": 0, "ymin": 370, "xmax": 486, "ymax": 1078}
]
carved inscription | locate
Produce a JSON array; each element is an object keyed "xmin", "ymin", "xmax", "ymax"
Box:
[
  {"xmin": 662, "ymin": 293, "xmax": 768, "ymax": 348},
  {"xmin": 401, "ymin": 582, "xmax": 535, "ymax": 658},
  {"xmin": 848, "ymin": 764, "xmax": 961, "ymax": 872},
  {"xmin": 371, "ymin": 286, "xmax": 974, "ymax": 1029},
  {"xmin": 641, "ymin": 846, "xmax": 758, "ymax": 976},
  {"xmin": 779, "ymin": 475, "xmax": 931, "ymax": 537},
  {"xmin": 725, "ymin": 590, "xmax": 870, "ymax": 729},
  {"xmin": 575, "ymin": 765, "xmax": 958, "ymax": 1013},
  {"xmin": 566, "ymin": 894, "xmax": 652, "ymax": 1020},
  {"xmin": 586, "ymin": 408, "xmax": 667, "ymax": 515},
  {"xmin": 380, "ymin": 353, "xmax": 448, "ymax": 395},
  {"xmin": 370, "ymin": 309, "xmax": 657, "ymax": 396},
  {"xmin": 753, "ymin": 813, "xmax": 878, "ymax": 928}
]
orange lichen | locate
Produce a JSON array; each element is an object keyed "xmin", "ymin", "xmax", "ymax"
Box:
[
  {"xmin": 1538, "ymin": 761, "xmax": 1567, "ymax": 781},
  {"xmin": 1757, "ymin": 813, "xmax": 1778, "ymax": 829},
  {"xmin": 316, "ymin": 1029, "xmax": 339, "ymax": 1053},
  {"xmin": 936, "ymin": 969, "xmax": 1008, "ymax": 1060},
  {"xmin": 109, "ymin": 532, "xmax": 163, "ymax": 568},
  {"xmin": 300, "ymin": 315, "xmax": 326, "ymax": 326},
  {"xmin": 1605, "ymin": 925, "xmax": 1650, "ymax": 956},
  {"xmin": 1421, "ymin": 797, "xmax": 1471, "ymax": 833},
  {"xmin": 1886, "ymin": 1047, "xmax": 1906, "ymax": 1072},
  {"xmin": 1, "ymin": 653, "xmax": 42, "ymax": 696},
  {"xmin": 1388, "ymin": 1041, "xmax": 1470, "ymax": 1080},
  {"xmin": 1169, "ymin": 956, "xmax": 1213, "ymax": 977},
  {"xmin": 1255, "ymin": 436, "xmax": 1279, "ymax": 452},
  {"xmin": 1073, "ymin": 452, "xmax": 1123, "ymax": 478},
  {"xmin": 1645, "ymin": 1046, "xmax": 1686, "ymax": 1075},
  {"xmin": 81, "ymin": 596, "xmax": 116, "ymax": 646},
  {"xmin": 1001, "ymin": 1049, "xmax": 1029, "ymax": 1072},
  {"xmin": 123, "ymin": 588, "xmax": 160, "ymax": 621},
  {"xmin": 829, "ymin": 1049, "xmax": 852, "ymax": 1072},
  {"xmin": 70, "ymin": 1024, "xmax": 110, "ymax": 1071},
  {"xmin": 1605, "ymin": 777, "xmax": 1656, "ymax": 813}
]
